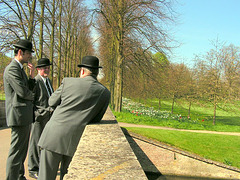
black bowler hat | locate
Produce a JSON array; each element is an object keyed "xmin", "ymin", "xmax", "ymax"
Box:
[
  {"xmin": 13, "ymin": 39, "xmax": 34, "ymax": 52},
  {"xmin": 78, "ymin": 56, "xmax": 102, "ymax": 69},
  {"xmin": 36, "ymin": 58, "xmax": 52, "ymax": 68}
]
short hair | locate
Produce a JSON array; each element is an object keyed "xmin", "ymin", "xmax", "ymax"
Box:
[
  {"xmin": 82, "ymin": 67, "xmax": 99, "ymax": 77},
  {"xmin": 14, "ymin": 47, "xmax": 26, "ymax": 56}
]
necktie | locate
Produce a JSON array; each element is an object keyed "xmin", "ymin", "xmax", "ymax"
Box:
[
  {"xmin": 46, "ymin": 78, "xmax": 52, "ymax": 96},
  {"xmin": 21, "ymin": 68, "xmax": 29, "ymax": 87},
  {"xmin": 21, "ymin": 68, "xmax": 28, "ymax": 81}
]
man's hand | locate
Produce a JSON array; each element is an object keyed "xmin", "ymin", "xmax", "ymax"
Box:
[{"xmin": 28, "ymin": 62, "xmax": 35, "ymax": 79}]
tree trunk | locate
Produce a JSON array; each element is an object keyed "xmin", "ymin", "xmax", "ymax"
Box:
[
  {"xmin": 171, "ymin": 94, "xmax": 175, "ymax": 114},
  {"xmin": 27, "ymin": 0, "xmax": 36, "ymax": 41},
  {"xmin": 110, "ymin": 56, "xmax": 115, "ymax": 109},
  {"xmin": 57, "ymin": 0, "xmax": 62, "ymax": 87},
  {"xmin": 39, "ymin": 0, "xmax": 45, "ymax": 59},
  {"xmin": 73, "ymin": 35, "xmax": 78, "ymax": 77},
  {"xmin": 213, "ymin": 94, "xmax": 217, "ymax": 125},
  {"xmin": 158, "ymin": 97, "xmax": 161, "ymax": 110},
  {"xmin": 188, "ymin": 101, "xmax": 191, "ymax": 117},
  {"xmin": 50, "ymin": 0, "xmax": 56, "ymax": 85},
  {"xmin": 114, "ymin": 55, "xmax": 123, "ymax": 112},
  {"xmin": 113, "ymin": 0, "xmax": 124, "ymax": 112}
]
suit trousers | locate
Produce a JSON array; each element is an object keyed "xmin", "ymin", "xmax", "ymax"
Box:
[
  {"xmin": 38, "ymin": 149, "xmax": 72, "ymax": 180},
  {"xmin": 6, "ymin": 125, "xmax": 31, "ymax": 180},
  {"xmin": 28, "ymin": 119, "xmax": 48, "ymax": 173}
]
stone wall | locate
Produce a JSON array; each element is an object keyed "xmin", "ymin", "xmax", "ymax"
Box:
[{"xmin": 64, "ymin": 108, "xmax": 148, "ymax": 180}]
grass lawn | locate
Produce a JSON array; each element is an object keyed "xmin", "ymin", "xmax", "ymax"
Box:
[
  {"xmin": 114, "ymin": 110, "xmax": 240, "ymax": 132},
  {"xmin": 143, "ymin": 98, "xmax": 240, "ymax": 126},
  {"xmin": 0, "ymin": 93, "xmax": 5, "ymax": 100},
  {"xmin": 113, "ymin": 98, "xmax": 240, "ymax": 169},
  {"xmin": 124, "ymin": 127, "xmax": 240, "ymax": 169},
  {"xmin": 115, "ymin": 98, "xmax": 240, "ymax": 132}
]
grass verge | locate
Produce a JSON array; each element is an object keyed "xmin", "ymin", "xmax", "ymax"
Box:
[{"xmin": 124, "ymin": 127, "xmax": 240, "ymax": 169}]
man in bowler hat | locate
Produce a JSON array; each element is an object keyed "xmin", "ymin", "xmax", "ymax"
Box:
[
  {"xmin": 28, "ymin": 58, "xmax": 54, "ymax": 179},
  {"xmin": 37, "ymin": 56, "xmax": 110, "ymax": 180},
  {"xmin": 4, "ymin": 39, "xmax": 35, "ymax": 180}
]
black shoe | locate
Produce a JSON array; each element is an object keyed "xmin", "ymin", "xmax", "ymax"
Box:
[{"xmin": 29, "ymin": 172, "xmax": 38, "ymax": 179}]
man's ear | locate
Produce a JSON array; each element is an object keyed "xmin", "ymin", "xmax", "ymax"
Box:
[
  {"xmin": 18, "ymin": 49, "xmax": 23, "ymax": 56},
  {"xmin": 80, "ymin": 68, "xmax": 84, "ymax": 77}
]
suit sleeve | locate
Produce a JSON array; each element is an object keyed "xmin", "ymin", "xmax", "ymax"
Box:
[
  {"xmin": 33, "ymin": 79, "xmax": 40, "ymax": 109},
  {"xmin": 48, "ymin": 79, "xmax": 64, "ymax": 108},
  {"xmin": 7, "ymin": 65, "xmax": 34, "ymax": 101},
  {"xmin": 89, "ymin": 88, "xmax": 111, "ymax": 124},
  {"xmin": 28, "ymin": 78, "xmax": 36, "ymax": 91}
]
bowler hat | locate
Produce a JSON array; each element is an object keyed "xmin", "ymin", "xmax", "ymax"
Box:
[
  {"xmin": 36, "ymin": 58, "xmax": 52, "ymax": 68},
  {"xmin": 78, "ymin": 56, "xmax": 102, "ymax": 69},
  {"xmin": 13, "ymin": 39, "xmax": 34, "ymax": 52}
]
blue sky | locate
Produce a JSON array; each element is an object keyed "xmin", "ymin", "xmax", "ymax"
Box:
[{"xmin": 170, "ymin": 0, "xmax": 240, "ymax": 67}]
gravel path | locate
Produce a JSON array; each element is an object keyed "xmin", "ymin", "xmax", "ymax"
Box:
[{"xmin": 118, "ymin": 122, "xmax": 240, "ymax": 136}]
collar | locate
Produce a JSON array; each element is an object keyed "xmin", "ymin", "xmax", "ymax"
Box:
[
  {"xmin": 85, "ymin": 75, "xmax": 98, "ymax": 80},
  {"xmin": 39, "ymin": 74, "xmax": 47, "ymax": 83},
  {"xmin": 14, "ymin": 59, "xmax": 23, "ymax": 69}
]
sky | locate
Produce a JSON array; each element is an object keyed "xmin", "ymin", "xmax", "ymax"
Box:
[{"xmin": 170, "ymin": 0, "xmax": 240, "ymax": 67}]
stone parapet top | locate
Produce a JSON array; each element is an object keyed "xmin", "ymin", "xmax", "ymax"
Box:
[{"xmin": 64, "ymin": 107, "xmax": 147, "ymax": 179}]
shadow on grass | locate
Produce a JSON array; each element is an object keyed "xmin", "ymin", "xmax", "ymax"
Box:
[
  {"xmin": 121, "ymin": 127, "xmax": 164, "ymax": 179},
  {"xmin": 216, "ymin": 116, "xmax": 240, "ymax": 126}
]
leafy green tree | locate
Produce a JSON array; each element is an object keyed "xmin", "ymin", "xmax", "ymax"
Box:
[
  {"xmin": 166, "ymin": 63, "xmax": 192, "ymax": 114},
  {"xmin": 221, "ymin": 44, "xmax": 240, "ymax": 99},
  {"xmin": 151, "ymin": 52, "xmax": 170, "ymax": 109},
  {"xmin": 0, "ymin": 53, "xmax": 11, "ymax": 93},
  {"xmin": 192, "ymin": 40, "xmax": 238, "ymax": 125}
]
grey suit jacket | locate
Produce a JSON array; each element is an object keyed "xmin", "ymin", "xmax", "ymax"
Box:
[
  {"xmin": 4, "ymin": 60, "xmax": 35, "ymax": 126},
  {"xmin": 38, "ymin": 76, "xmax": 110, "ymax": 156},
  {"xmin": 34, "ymin": 74, "xmax": 53, "ymax": 122}
]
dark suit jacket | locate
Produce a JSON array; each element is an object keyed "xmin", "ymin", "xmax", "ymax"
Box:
[
  {"xmin": 4, "ymin": 60, "xmax": 35, "ymax": 126},
  {"xmin": 34, "ymin": 74, "xmax": 53, "ymax": 122},
  {"xmin": 38, "ymin": 76, "xmax": 110, "ymax": 156}
]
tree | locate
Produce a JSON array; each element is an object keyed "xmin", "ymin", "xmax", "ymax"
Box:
[
  {"xmin": 221, "ymin": 44, "xmax": 240, "ymax": 99},
  {"xmin": 0, "ymin": 0, "xmax": 37, "ymax": 49},
  {"xmin": 45, "ymin": 0, "xmax": 57, "ymax": 84},
  {"xmin": 193, "ymin": 40, "xmax": 232, "ymax": 125},
  {"xmin": 57, "ymin": 0, "xmax": 63, "ymax": 87},
  {"xmin": 96, "ymin": 0, "xmax": 176, "ymax": 112},
  {"xmin": 166, "ymin": 63, "xmax": 191, "ymax": 114},
  {"xmin": 0, "ymin": 0, "xmax": 94, "ymax": 90},
  {"xmin": 152, "ymin": 52, "xmax": 170, "ymax": 110},
  {"xmin": 0, "ymin": 53, "xmax": 11, "ymax": 93},
  {"xmin": 38, "ymin": 0, "xmax": 45, "ymax": 59}
]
